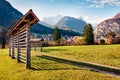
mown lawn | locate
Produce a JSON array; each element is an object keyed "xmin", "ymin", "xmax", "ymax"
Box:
[
  {"xmin": 0, "ymin": 48, "xmax": 120, "ymax": 80},
  {"xmin": 40, "ymin": 44, "xmax": 120, "ymax": 68}
]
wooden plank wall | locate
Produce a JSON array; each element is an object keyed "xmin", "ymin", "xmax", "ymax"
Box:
[{"xmin": 9, "ymin": 23, "xmax": 31, "ymax": 68}]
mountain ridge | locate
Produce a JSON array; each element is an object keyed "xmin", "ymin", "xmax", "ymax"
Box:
[
  {"xmin": 94, "ymin": 12, "xmax": 120, "ymax": 41},
  {"xmin": 0, "ymin": 0, "xmax": 80, "ymax": 36},
  {"xmin": 0, "ymin": 0, "xmax": 22, "ymax": 27},
  {"xmin": 53, "ymin": 16, "xmax": 87, "ymax": 33}
]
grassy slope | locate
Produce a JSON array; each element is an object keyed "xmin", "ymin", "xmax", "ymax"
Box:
[
  {"xmin": 41, "ymin": 44, "xmax": 120, "ymax": 68},
  {"xmin": 0, "ymin": 48, "xmax": 119, "ymax": 80}
]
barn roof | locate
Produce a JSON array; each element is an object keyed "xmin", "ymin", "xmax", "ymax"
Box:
[{"xmin": 8, "ymin": 9, "xmax": 39, "ymax": 36}]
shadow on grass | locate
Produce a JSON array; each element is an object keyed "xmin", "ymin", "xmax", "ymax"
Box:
[
  {"xmin": 43, "ymin": 48, "xmax": 67, "ymax": 53},
  {"xmin": 31, "ymin": 64, "xmax": 80, "ymax": 71},
  {"xmin": 34, "ymin": 55, "xmax": 120, "ymax": 76},
  {"xmin": 31, "ymin": 55, "xmax": 83, "ymax": 71}
]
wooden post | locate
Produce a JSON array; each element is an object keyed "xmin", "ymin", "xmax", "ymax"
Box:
[
  {"xmin": 34, "ymin": 42, "xmax": 36, "ymax": 51},
  {"xmin": 26, "ymin": 22, "xmax": 31, "ymax": 69},
  {"xmin": 9, "ymin": 37, "xmax": 11, "ymax": 57},
  {"xmin": 11, "ymin": 36, "xmax": 15, "ymax": 59},
  {"xmin": 40, "ymin": 42, "xmax": 42, "ymax": 52},
  {"xmin": 40, "ymin": 39, "xmax": 44, "ymax": 52},
  {"xmin": 17, "ymin": 30, "xmax": 20, "ymax": 62}
]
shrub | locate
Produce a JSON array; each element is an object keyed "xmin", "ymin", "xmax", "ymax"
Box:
[
  {"xmin": 100, "ymin": 39, "xmax": 105, "ymax": 45},
  {"xmin": 74, "ymin": 36, "xmax": 86, "ymax": 45}
]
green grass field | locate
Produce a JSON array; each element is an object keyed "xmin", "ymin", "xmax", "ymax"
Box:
[
  {"xmin": 41, "ymin": 44, "xmax": 120, "ymax": 68},
  {"xmin": 0, "ymin": 45, "xmax": 120, "ymax": 80}
]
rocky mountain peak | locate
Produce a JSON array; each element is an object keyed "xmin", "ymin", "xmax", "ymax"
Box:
[
  {"xmin": 114, "ymin": 12, "xmax": 120, "ymax": 19},
  {"xmin": 94, "ymin": 12, "xmax": 120, "ymax": 42},
  {"xmin": 53, "ymin": 16, "xmax": 87, "ymax": 33},
  {"xmin": 0, "ymin": 0, "xmax": 23, "ymax": 27}
]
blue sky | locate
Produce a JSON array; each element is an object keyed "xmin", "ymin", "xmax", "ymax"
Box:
[{"xmin": 7, "ymin": 0, "xmax": 120, "ymax": 27}]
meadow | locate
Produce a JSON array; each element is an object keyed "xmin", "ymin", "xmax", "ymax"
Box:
[
  {"xmin": 0, "ymin": 45, "xmax": 120, "ymax": 80},
  {"xmin": 41, "ymin": 44, "xmax": 120, "ymax": 68}
]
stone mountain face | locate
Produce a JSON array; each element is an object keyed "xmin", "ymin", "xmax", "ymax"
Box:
[
  {"xmin": 53, "ymin": 16, "xmax": 87, "ymax": 33},
  {"xmin": 0, "ymin": 0, "xmax": 22, "ymax": 27},
  {"xmin": 114, "ymin": 12, "xmax": 120, "ymax": 19},
  {"xmin": 94, "ymin": 13, "xmax": 120, "ymax": 41}
]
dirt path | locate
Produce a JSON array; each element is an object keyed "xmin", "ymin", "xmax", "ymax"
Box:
[{"xmin": 37, "ymin": 55, "xmax": 120, "ymax": 78}]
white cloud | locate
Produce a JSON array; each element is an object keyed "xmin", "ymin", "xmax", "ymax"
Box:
[
  {"xmin": 81, "ymin": 16, "xmax": 110, "ymax": 27},
  {"xmin": 73, "ymin": 0, "xmax": 120, "ymax": 8},
  {"xmin": 42, "ymin": 15, "xmax": 63, "ymax": 26},
  {"xmin": 85, "ymin": 0, "xmax": 120, "ymax": 8}
]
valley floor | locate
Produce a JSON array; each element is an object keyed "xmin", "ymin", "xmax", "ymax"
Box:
[
  {"xmin": 0, "ymin": 45, "xmax": 120, "ymax": 80},
  {"xmin": 40, "ymin": 44, "xmax": 120, "ymax": 68}
]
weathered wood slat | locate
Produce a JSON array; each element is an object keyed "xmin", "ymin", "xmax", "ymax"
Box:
[
  {"xmin": 20, "ymin": 48, "xmax": 26, "ymax": 50},
  {"xmin": 19, "ymin": 42, "xmax": 26, "ymax": 44},
  {"xmin": 20, "ymin": 57, "xmax": 26, "ymax": 61},
  {"xmin": 19, "ymin": 38, "xmax": 26, "ymax": 42},
  {"xmin": 19, "ymin": 59, "xmax": 26, "ymax": 63},
  {"xmin": 14, "ymin": 50, "xmax": 18, "ymax": 52},
  {"xmin": 19, "ymin": 30, "xmax": 27, "ymax": 36},
  {"xmin": 19, "ymin": 53, "xmax": 26, "ymax": 57},
  {"xmin": 19, "ymin": 44, "xmax": 26, "ymax": 46},
  {"xmin": 19, "ymin": 27, "xmax": 27, "ymax": 34},
  {"xmin": 19, "ymin": 47, "xmax": 26, "ymax": 49},
  {"xmin": 14, "ymin": 46, "xmax": 18, "ymax": 48},
  {"xmin": 19, "ymin": 29, "xmax": 26, "ymax": 33},
  {"xmin": 14, "ymin": 41, "xmax": 17, "ymax": 43},
  {"xmin": 19, "ymin": 51, "xmax": 26, "ymax": 54},
  {"xmin": 19, "ymin": 54, "xmax": 26, "ymax": 58},
  {"xmin": 14, "ymin": 54, "xmax": 17, "ymax": 58},
  {"xmin": 14, "ymin": 36, "xmax": 18, "ymax": 39},
  {"xmin": 14, "ymin": 43, "xmax": 18, "ymax": 45},
  {"xmin": 19, "ymin": 35, "xmax": 26, "ymax": 39},
  {"xmin": 19, "ymin": 56, "xmax": 26, "ymax": 60},
  {"xmin": 14, "ymin": 40, "xmax": 17, "ymax": 42}
]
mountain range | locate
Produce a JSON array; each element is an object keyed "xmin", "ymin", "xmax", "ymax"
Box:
[
  {"xmin": 2, "ymin": 0, "xmax": 120, "ymax": 40},
  {"xmin": 51, "ymin": 16, "xmax": 87, "ymax": 33},
  {"xmin": 0, "ymin": 0, "xmax": 52, "ymax": 34},
  {"xmin": 42, "ymin": 15, "xmax": 63, "ymax": 26},
  {"xmin": 0, "ymin": 0, "xmax": 80, "ymax": 36},
  {"xmin": 94, "ymin": 12, "xmax": 120, "ymax": 41},
  {"xmin": 0, "ymin": 0, "xmax": 22, "ymax": 28},
  {"xmin": 39, "ymin": 21, "xmax": 51, "ymax": 27}
]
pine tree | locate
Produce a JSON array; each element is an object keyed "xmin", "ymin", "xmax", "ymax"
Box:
[
  {"xmin": 0, "ymin": 27, "xmax": 8, "ymax": 48},
  {"xmin": 82, "ymin": 24, "xmax": 94, "ymax": 44},
  {"xmin": 53, "ymin": 27, "xmax": 61, "ymax": 44}
]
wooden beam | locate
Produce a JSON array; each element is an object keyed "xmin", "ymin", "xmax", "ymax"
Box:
[
  {"xmin": 26, "ymin": 22, "xmax": 31, "ymax": 69},
  {"xmin": 17, "ymin": 30, "xmax": 20, "ymax": 62},
  {"xmin": 11, "ymin": 36, "xmax": 15, "ymax": 59},
  {"xmin": 9, "ymin": 37, "xmax": 11, "ymax": 57}
]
